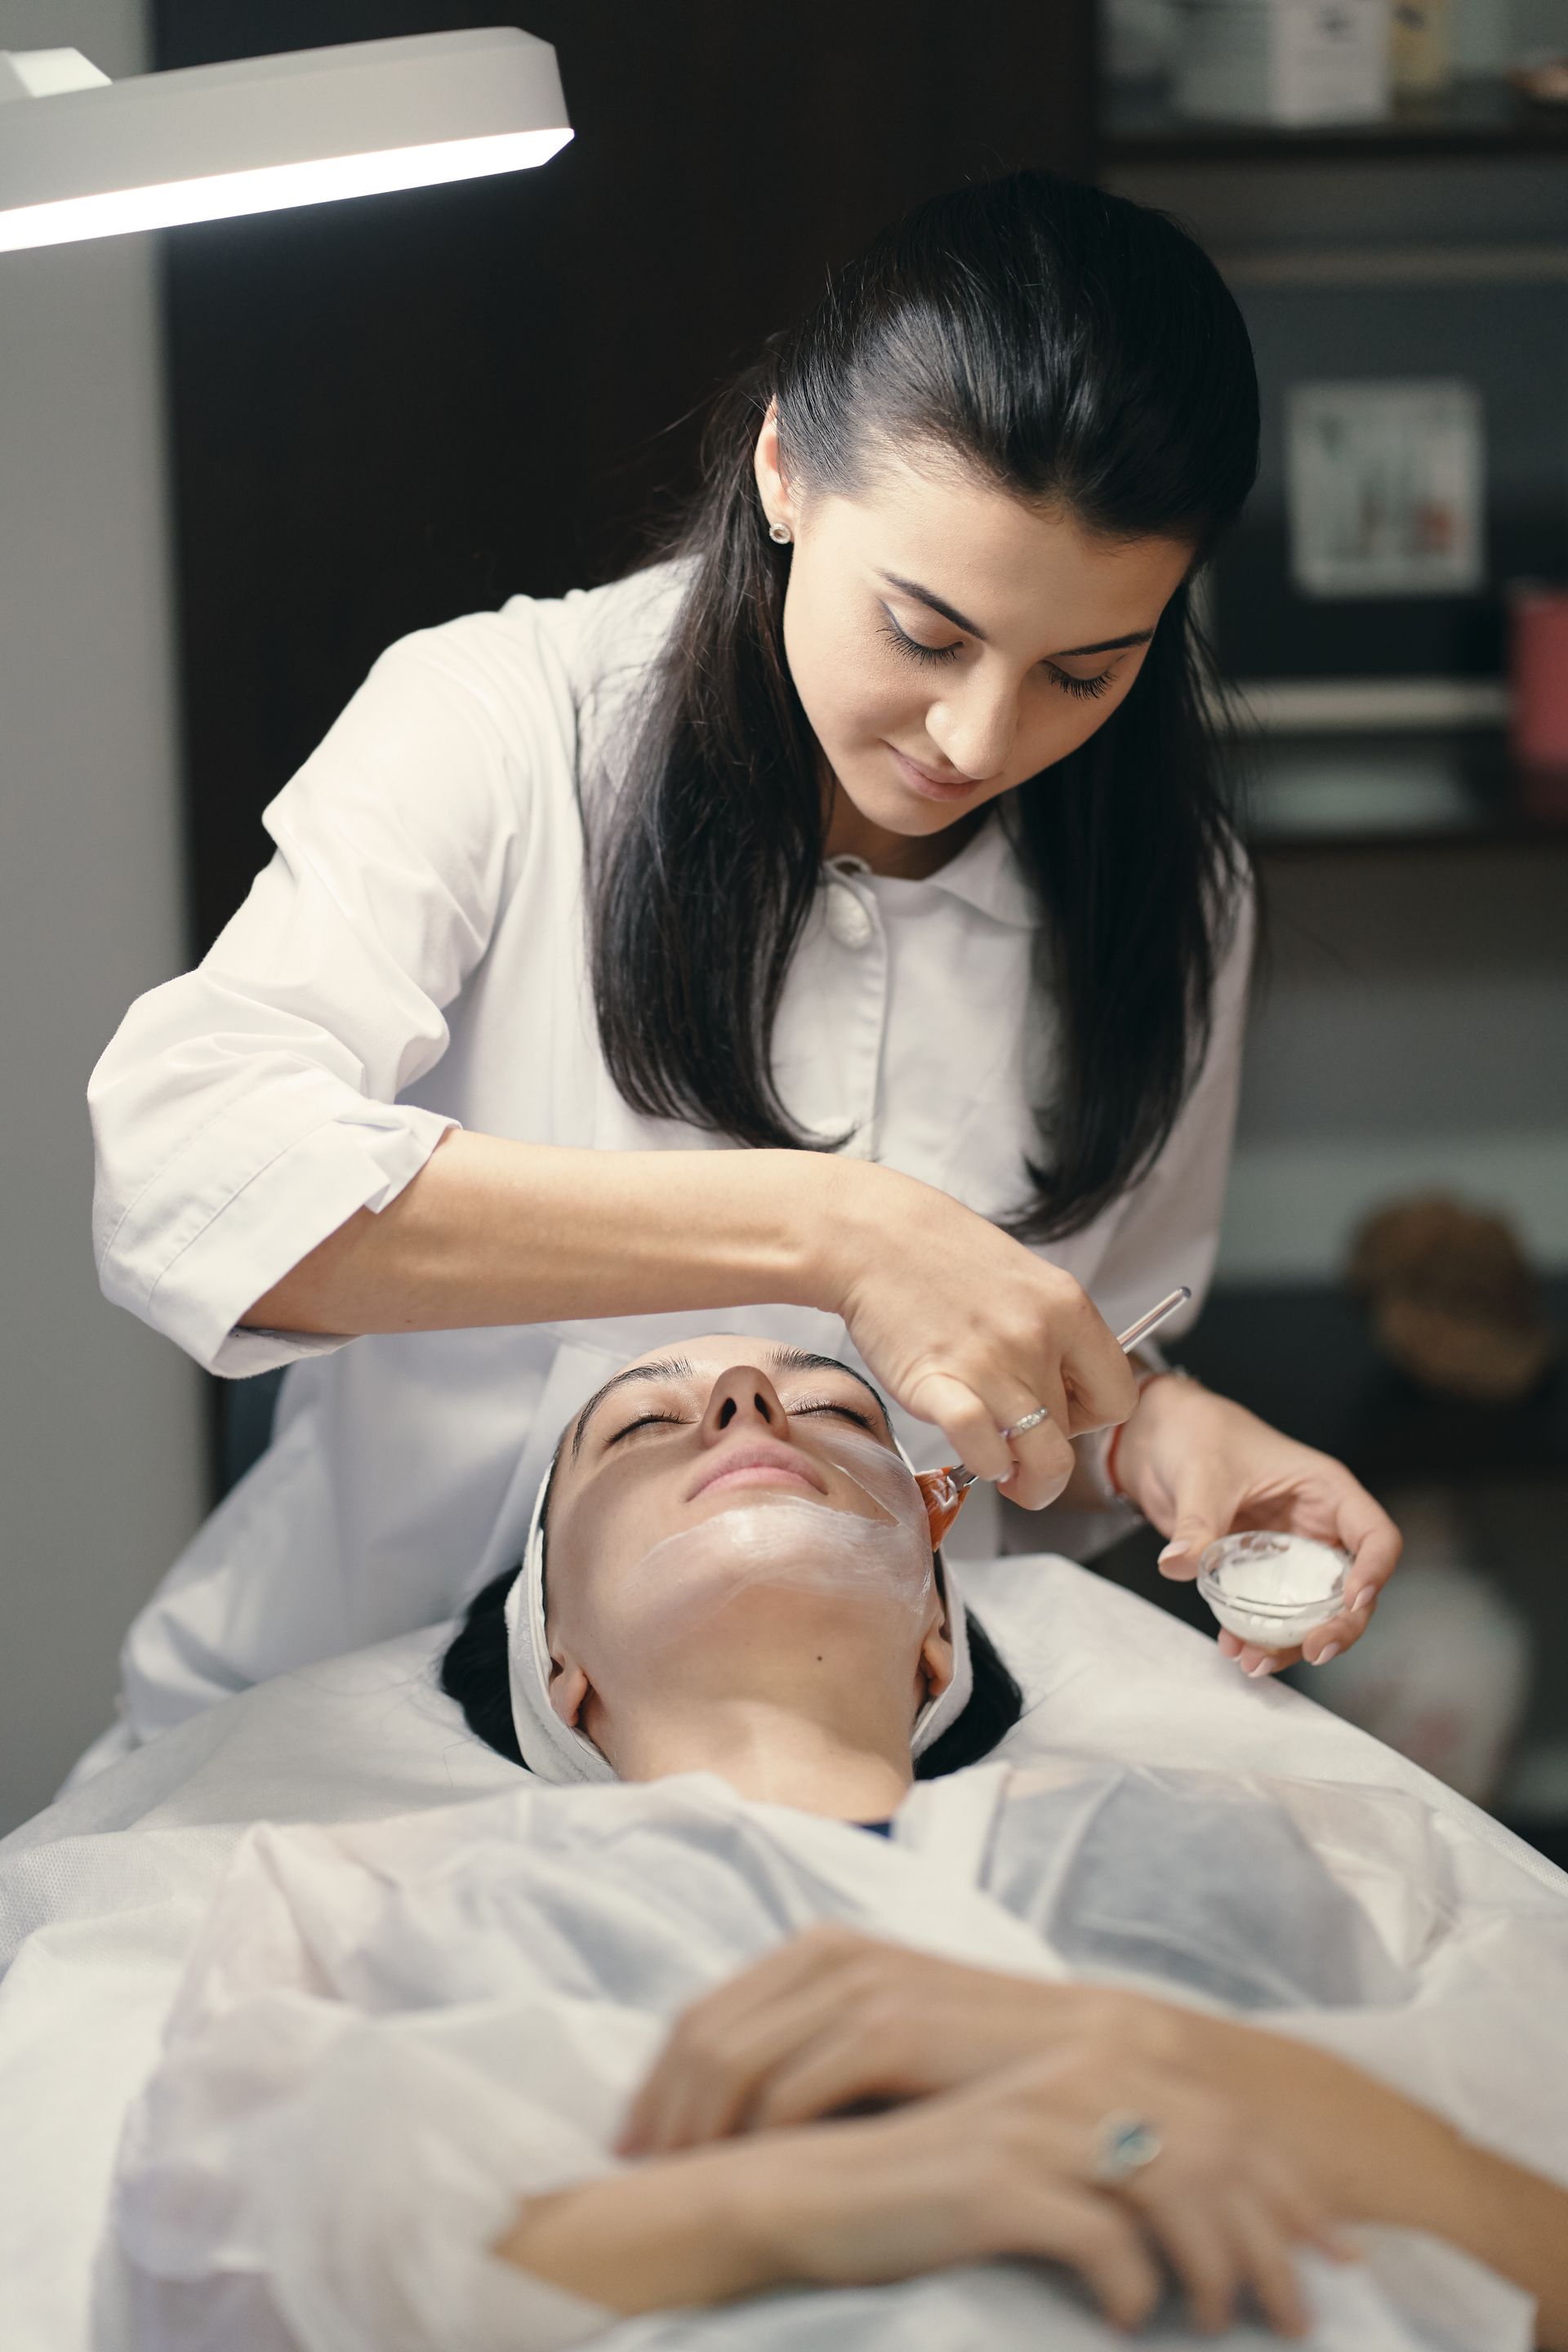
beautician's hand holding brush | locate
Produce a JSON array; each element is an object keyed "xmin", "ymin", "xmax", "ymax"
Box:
[{"xmin": 920, "ymin": 1285, "xmax": 1194, "ymax": 1538}]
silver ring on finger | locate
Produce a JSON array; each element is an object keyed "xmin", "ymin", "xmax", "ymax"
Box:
[
  {"xmin": 998, "ymin": 1404, "xmax": 1052, "ymax": 1441},
  {"xmin": 1092, "ymin": 2112, "xmax": 1164, "ymax": 2185}
]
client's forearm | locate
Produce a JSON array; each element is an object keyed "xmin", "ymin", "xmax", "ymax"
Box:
[
  {"xmin": 1200, "ymin": 2022, "xmax": 1568, "ymax": 2346},
  {"xmin": 495, "ymin": 2145, "xmax": 774, "ymax": 2316},
  {"xmin": 1339, "ymin": 2108, "xmax": 1568, "ymax": 2348},
  {"xmin": 1439, "ymin": 2148, "xmax": 1568, "ymax": 2350}
]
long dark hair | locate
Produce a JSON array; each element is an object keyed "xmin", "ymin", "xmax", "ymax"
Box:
[
  {"xmin": 589, "ymin": 172, "xmax": 1258, "ymax": 1237},
  {"xmin": 439, "ymin": 1566, "xmax": 1024, "ymax": 1781}
]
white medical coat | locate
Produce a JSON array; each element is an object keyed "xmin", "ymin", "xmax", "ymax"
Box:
[
  {"xmin": 89, "ymin": 559, "xmax": 1254, "ymax": 1739},
  {"xmin": 109, "ymin": 1761, "xmax": 1562, "ymax": 2352}
]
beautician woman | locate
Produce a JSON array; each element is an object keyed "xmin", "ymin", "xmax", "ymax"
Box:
[{"xmin": 91, "ymin": 172, "xmax": 1399, "ymax": 1744}]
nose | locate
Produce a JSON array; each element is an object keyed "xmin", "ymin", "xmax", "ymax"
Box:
[
  {"xmin": 924, "ymin": 672, "xmax": 1018, "ymax": 782},
  {"xmin": 698, "ymin": 1363, "xmax": 791, "ymax": 1446}
]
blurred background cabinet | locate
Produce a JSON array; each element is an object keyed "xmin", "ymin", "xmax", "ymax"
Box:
[
  {"xmin": 1094, "ymin": 0, "xmax": 1568, "ymax": 1858},
  {"xmin": 1099, "ymin": 0, "xmax": 1568, "ymax": 848}
]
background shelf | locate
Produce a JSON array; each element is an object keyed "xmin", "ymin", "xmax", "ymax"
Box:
[
  {"xmin": 1241, "ymin": 728, "xmax": 1568, "ymax": 850},
  {"xmin": 1102, "ymin": 76, "xmax": 1568, "ymax": 163}
]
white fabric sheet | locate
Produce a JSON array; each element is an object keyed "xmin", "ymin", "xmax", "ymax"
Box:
[
  {"xmin": 2, "ymin": 1557, "xmax": 1561, "ymax": 2352},
  {"xmin": 87, "ymin": 555, "xmax": 1254, "ymax": 1741},
  {"xmin": 109, "ymin": 1766, "xmax": 1560, "ymax": 2352}
]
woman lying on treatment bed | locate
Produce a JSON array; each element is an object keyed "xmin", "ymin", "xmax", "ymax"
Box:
[{"xmin": 114, "ymin": 1338, "xmax": 1568, "ymax": 2352}]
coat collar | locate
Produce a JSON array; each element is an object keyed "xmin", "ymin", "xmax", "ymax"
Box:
[{"xmin": 830, "ymin": 810, "xmax": 1037, "ymax": 931}]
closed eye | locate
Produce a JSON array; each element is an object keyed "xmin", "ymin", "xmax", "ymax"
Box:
[
  {"xmin": 605, "ymin": 1410, "xmax": 688, "ymax": 1446},
  {"xmin": 791, "ymin": 1398, "xmax": 879, "ymax": 1432},
  {"xmin": 605, "ymin": 1399, "xmax": 878, "ymax": 1446},
  {"xmin": 879, "ymin": 613, "xmax": 963, "ymax": 666},
  {"xmin": 883, "ymin": 610, "xmax": 1116, "ymax": 700},
  {"xmin": 1045, "ymin": 665, "xmax": 1113, "ymax": 701}
]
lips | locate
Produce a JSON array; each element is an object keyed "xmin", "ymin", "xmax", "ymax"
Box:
[
  {"xmin": 886, "ymin": 744, "xmax": 986, "ymax": 798},
  {"xmin": 686, "ymin": 1440, "xmax": 828, "ymax": 1503}
]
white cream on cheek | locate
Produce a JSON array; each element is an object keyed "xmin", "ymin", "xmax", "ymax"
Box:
[
  {"xmin": 612, "ymin": 1499, "xmax": 934, "ymax": 1656},
  {"xmin": 576, "ymin": 1425, "xmax": 934, "ymax": 1662}
]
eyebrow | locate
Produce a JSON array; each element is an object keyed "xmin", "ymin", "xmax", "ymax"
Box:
[
  {"xmin": 571, "ymin": 1357, "xmax": 693, "ymax": 1462},
  {"xmin": 568, "ymin": 1347, "xmax": 892, "ymax": 1462},
  {"xmin": 877, "ymin": 571, "xmax": 1156, "ymax": 660},
  {"xmin": 768, "ymin": 1347, "xmax": 892, "ymax": 1430}
]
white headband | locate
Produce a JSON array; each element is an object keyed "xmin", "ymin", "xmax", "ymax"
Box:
[{"xmin": 504, "ymin": 1432, "xmax": 974, "ymax": 1786}]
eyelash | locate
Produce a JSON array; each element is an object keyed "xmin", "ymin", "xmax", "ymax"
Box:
[
  {"xmin": 879, "ymin": 615, "xmax": 962, "ymax": 668},
  {"xmin": 608, "ymin": 1400, "xmax": 876, "ymax": 1446},
  {"xmin": 1053, "ymin": 668, "xmax": 1114, "ymax": 702},
  {"xmin": 878, "ymin": 613, "xmax": 1114, "ymax": 700}
]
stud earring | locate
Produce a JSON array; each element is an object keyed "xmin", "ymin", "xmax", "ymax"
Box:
[{"xmin": 768, "ymin": 520, "xmax": 791, "ymax": 545}]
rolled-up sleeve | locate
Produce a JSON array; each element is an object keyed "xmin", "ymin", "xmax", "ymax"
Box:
[{"xmin": 91, "ymin": 632, "xmax": 534, "ymax": 1376}]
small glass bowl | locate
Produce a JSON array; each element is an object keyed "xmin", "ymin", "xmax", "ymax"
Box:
[{"xmin": 1196, "ymin": 1531, "xmax": 1348, "ymax": 1651}]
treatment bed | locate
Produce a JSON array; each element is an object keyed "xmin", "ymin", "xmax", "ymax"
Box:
[{"xmin": 2, "ymin": 1553, "xmax": 1564, "ymax": 2352}]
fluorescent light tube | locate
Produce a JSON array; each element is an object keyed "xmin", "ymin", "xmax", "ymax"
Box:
[{"xmin": 0, "ymin": 28, "xmax": 572, "ymax": 254}]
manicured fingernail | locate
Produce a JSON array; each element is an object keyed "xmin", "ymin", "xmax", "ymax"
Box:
[
  {"xmin": 1157, "ymin": 1541, "xmax": 1188, "ymax": 1565},
  {"xmin": 1246, "ymin": 1657, "xmax": 1276, "ymax": 1678},
  {"xmin": 1313, "ymin": 1643, "xmax": 1341, "ymax": 1667},
  {"xmin": 1353, "ymin": 1587, "xmax": 1375, "ymax": 1612}
]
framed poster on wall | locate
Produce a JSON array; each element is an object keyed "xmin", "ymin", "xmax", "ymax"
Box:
[{"xmin": 1285, "ymin": 378, "xmax": 1486, "ymax": 600}]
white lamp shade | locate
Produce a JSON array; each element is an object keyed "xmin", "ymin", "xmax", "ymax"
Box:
[{"xmin": 0, "ymin": 27, "xmax": 572, "ymax": 253}]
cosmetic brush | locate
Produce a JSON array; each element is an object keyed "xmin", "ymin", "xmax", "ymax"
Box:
[{"xmin": 920, "ymin": 1285, "xmax": 1192, "ymax": 1542}]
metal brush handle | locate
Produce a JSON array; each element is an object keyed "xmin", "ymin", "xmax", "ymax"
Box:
[{"xmin": 1112, "ymin": 1286, "xmax": 1192, "ymax": 1357}]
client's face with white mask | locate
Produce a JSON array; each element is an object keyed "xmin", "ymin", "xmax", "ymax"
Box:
[{"xmin": 540, "ymin": 1339, "xmax": 956, "ymax": 1806}]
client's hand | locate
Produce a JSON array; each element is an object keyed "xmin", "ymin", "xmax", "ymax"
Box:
[
  {"xmin": 598, "ymin": 1934, "xmax": 1568, "ymax": 2339},
  {"xmin": 755, "ymin": 2042, "xmax": 1344, "ymax": 2338},
  {"xmin": 1111, "ymin": 1374, "xmax": 1401, "ymax": 1673},
  {"xmin": 515, "ymin": 2026, "xmax": 1343, "ymax": 2338},
  {"xmin": 621, "ymin": 1925, "xmax": 1161, "ymax": 2153}
]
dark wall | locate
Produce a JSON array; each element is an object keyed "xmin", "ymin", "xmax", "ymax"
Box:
[
  {"xmin": 153, "ymin": 2, "xmax": 1093, "ymax": 952},
  {"xmin": 1214, "ymin": 277, "xmax": 1568, "ymax": 681}
]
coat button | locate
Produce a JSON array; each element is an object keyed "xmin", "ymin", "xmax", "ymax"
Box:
[{"xmin": 825, "ymin": 880, "xmax": 875, "ymax": 950}]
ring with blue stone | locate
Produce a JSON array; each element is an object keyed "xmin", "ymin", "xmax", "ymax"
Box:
[{"xmin": 1092, "ymin": 2111, "xmax": 1164, "ymax": 2185}]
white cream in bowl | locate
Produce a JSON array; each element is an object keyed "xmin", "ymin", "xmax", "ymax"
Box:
[{"xmin": 1197, "ymin": 1531, "xmax": 1348, "ymax": 1650}]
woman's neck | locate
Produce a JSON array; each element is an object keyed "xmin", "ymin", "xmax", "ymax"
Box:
[
  {"xmin": 822, "ymin": 773, "xmax": 986, "ymax": 880},
  {"xmin": 599, "ymin": 1693, "xmax": 915, "ymax": 1820}
]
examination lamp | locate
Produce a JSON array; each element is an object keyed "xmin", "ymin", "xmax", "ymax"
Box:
[{"xmin": 0, "ymin": 27, "xmax": 571, "ymax": 253}]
